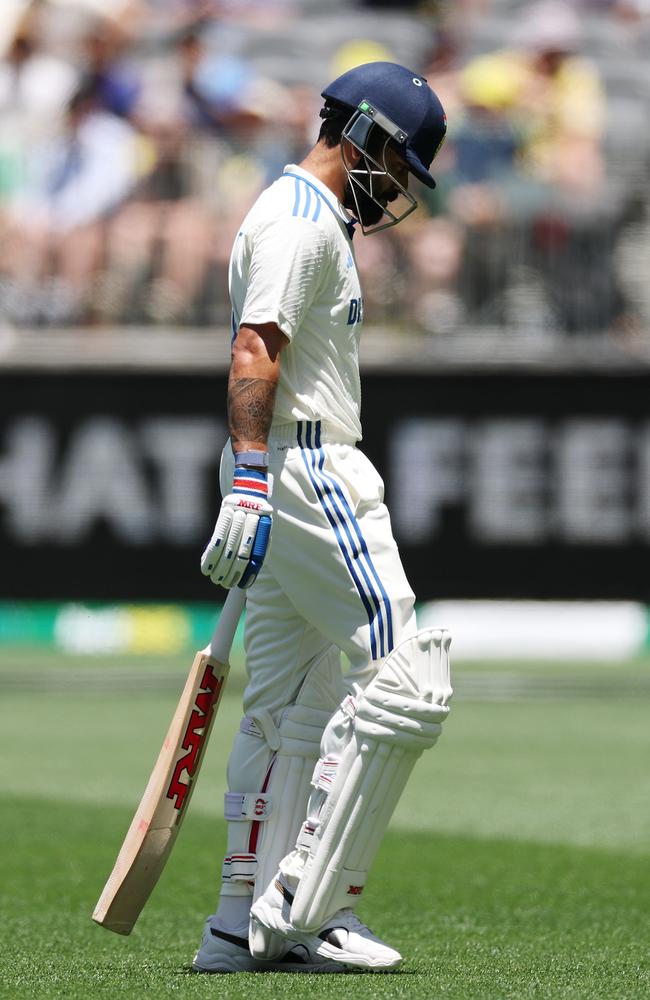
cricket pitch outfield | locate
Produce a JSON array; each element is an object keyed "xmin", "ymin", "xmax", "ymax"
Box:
[{"xmin": 0, "ymin": 647, "xmax": 649, "ymax": 1000}]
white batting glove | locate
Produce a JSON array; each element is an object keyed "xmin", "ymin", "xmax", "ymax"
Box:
[{"xmin": 201, "ymin": 466, "xmax": 273, "ymax": 589}]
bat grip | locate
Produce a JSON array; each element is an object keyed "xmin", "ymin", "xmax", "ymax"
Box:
[{"xmin": 208, "ymin": 588, "xmax": 246, "ymax": 661}]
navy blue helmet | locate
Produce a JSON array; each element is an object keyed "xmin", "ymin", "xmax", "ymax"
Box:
[{"xmin": 321, "ymin": 61, "xmax": 447, "ymax": 190}]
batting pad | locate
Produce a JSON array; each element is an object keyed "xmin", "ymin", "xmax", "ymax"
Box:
[
  {"xmin": 289, "ymin": 628, "xmax": 452, "ymax": 931},
  {"xmin": 221, "ymin": 644, "xmax": 344, "ymax": 897}
]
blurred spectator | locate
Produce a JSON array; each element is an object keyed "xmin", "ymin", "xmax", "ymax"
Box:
[
  {"xmin": 402, "ymin": 216, "xmax": 466, "ymax": 335},
  {"xmin": 96, "ymin": 22, "xmax": 305, "ymax": 324},
  {"xmin": 0, "ymin": 0, "xmax": 646, "ymax": 338},
  {"xmin": 430, "ymin": 55, "xmax": 526, "ymax": 329},
  {"xmin": 79, "ymin": 21, "xmax": 141, "ymax": 119},
  {"xmin": 453, "ymin": 3, "xmax": 605, "ymax": 197},
  {"xmin": 99, "ymin": 105, "xmax": 218, "ymax": 324},
  {"xmin": 0, "ymin": 1, "xmax": 79, "ymax": 203},
  {"xmin": 512, "ymin": 2, "xmax": 605, "ymax": 194},
  {"xmin": 0, "ymin": 25, "xmax": 77, "ymax": 127},
  {"xmin": 1, "ymin": 79, "xmax": 139, "ymax": 324},
  {"xmin": 176, "ymin": 28, "xmax": 250, "ymax": 134},
  {"xmin": 432, "ymin": 2, "xmax": 626, "ymax": 334},
  {"xmin": 451, "ymin": 56, "xmax": 522, "ymax": 190}
]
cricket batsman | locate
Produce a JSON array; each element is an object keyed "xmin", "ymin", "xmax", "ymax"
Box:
[{"xmin": 194, "ymin": 61, "xmax": 452, "ymax": 972}]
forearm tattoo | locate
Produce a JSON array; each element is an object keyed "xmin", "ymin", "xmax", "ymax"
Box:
[{"xmin": 228, "ymin": 376, "xmax": 277, "ymax": 447}]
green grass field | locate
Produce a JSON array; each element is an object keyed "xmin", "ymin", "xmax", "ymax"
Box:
[{"xmin": 1, "ymin": 648, "xmax": 649, "ymax": 999}]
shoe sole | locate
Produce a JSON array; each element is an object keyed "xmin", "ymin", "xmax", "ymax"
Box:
[
  {"xmin": 193, "ymin": 951, "xmax": 345, "ymax": 974},
  {"xmin": 194, "ymin": 940, "xmax": 345, "ymax": 974}
]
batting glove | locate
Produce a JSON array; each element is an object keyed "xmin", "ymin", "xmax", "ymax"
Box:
[{"xmin": 201, "ymin": 466, "xmax": 272, "ymax": 589}]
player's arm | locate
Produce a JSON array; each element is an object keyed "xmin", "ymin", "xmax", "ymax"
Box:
[
  {"xmin": 228, "ymin": 322, "xmax": 288, "ymax": 456},
  {"xmin": 201, "ymin": 322, "xmax": 288, "ymax": 590},
  {"xmin": 202, "ymin": 215, "xmax": 322, "ymax": 591}
]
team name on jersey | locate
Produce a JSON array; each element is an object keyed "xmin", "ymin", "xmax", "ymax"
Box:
[{"xmin": 347, "ymin": 297, "xmax": 364, "ymax": 326}]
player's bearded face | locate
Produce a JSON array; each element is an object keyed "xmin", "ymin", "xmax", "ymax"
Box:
[
  {"xmin": 342, "ymin": 144, "xmax": 410, "ymax": 227},
  {"xmin": 343, "ymin": 174, "xmax": 399, "ymax": 226}
]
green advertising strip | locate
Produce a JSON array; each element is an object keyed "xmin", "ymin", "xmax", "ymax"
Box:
[
  {"xmin": 2, "ymin": 601, "xmax": 647, "ymax": 660},
  {"xmin": 0, "ymin": 601, "xmax": 246, "ymax": 655},
  {"xmin": 0, "ymin": 602, "xmax": 60, "ymax": 645}
]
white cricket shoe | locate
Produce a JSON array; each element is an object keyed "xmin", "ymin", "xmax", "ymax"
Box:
[
  {"xmin": 249, "ymin": 877, "xmax": 402, "ymax": 971},
  {"xmin": 192, "ymin": 916, "xmax": 345, "ymax": 973}
]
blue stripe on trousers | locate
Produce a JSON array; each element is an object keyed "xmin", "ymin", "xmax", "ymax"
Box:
[
  {"xmin": 297, "ymin": 420, "xmax": 379, "ymax": 659},
  {"xmin": 312, "ymin": 421, "xmax": 394, "ymax": 652},
  {"xmin": 297, "ymin": 420, "xmax": 393, "ymax": 659},
  {"xmin": 306, "ymin": 421, "xmax": 387, "ymax": 657}
]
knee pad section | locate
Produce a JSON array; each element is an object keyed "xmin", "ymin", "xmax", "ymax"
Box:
[
  {"xmin": 277, "ymin": 703, "xmax": 334, "ymax": 757},
  {"xmin": 356, "ymin": 627, "xmax": 452, "ymax": 748}
]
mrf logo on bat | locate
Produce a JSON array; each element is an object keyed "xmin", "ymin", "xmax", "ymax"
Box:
[{"xmin": 166, "ymin": 664, "xmax": 224, "ymax": 811}]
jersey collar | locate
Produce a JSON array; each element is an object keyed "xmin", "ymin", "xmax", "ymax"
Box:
[{"xmin": 283, "ymin": 164, "xmax": 358, "ymax": 239}]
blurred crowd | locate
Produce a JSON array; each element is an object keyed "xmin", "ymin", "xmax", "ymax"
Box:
[{"xmin": 1, "ymin": 0, "xmax": 650, "ymax": 338}]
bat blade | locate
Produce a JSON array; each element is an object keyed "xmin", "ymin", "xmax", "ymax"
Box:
[{"xmin": 92, "ymin": 590, "xmax": 244, "ymax": 935}]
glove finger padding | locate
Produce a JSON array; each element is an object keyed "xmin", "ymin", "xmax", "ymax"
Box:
[
  {"xmin": 200, "ymin": 506, "xmax": 234, "ymax": 577},
  {"xmin": 201, "ymin": 466, "xmax": 273, "ymax": 590},
  {"xmin": 200, "ymin": 505, "xmax": 241, "ymax": 585},
  {"xmin": 220, "ymin": 509, "xmax": 247, "ymax": 583},
  {"xmin": 208, "ymin": 508, "xmax": 249, "ymax": 588},
  {"xmin": 219, "ymin": 510, "xmax": 264, "ymax": 589},
  {"xmin": 239, "ymin": 514, "xmax": 272, "ymax": 588},
  {"xmin": 238, "ymin": 510, "xmax": 264, "ymax": 562}
]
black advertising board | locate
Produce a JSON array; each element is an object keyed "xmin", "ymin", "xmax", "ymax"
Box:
[{"xmin": 1, "ymin": 368, "xmax": 650, "ymax": 600}]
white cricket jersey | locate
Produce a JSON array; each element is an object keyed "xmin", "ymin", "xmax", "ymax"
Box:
[{"xmin": 229, "ymin": 164, "xmax": 364, "ymax": 443}]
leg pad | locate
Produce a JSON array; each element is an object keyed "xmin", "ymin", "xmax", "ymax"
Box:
[{"xmin": 288, "ymin": 628, "xmax": 452, "ymax": 930}]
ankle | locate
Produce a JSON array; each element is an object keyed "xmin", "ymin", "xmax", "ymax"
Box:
[{"xmin": 214, "ymin": 893, "xmax": 252, "ymax": 929}]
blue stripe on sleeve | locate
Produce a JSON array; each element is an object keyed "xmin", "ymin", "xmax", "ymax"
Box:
[
  {"xmin": 286, "ymin": 175, "xmax": 326, "ymax": 226},
  {"xmin": 285, "ymin": 172, "xmax": 344, "ymax": 225},
  {"xmin": 302, "ymin": 186, "xmax": 312, "ymax": 219}
]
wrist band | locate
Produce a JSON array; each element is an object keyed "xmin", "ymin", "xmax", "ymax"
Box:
[{"xmin": 234, "ymin": 449, "xmax": 269, "ymax": 468}]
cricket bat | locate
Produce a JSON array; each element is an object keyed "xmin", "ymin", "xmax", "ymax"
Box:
[{"xmin": 91, "ymin": 587, "xmax": 246, "ymax": 935}]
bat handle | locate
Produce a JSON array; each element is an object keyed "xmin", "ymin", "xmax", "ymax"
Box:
[{"xmin": 207, "ymin": 587, "xmax": 246, "ymax": 662}]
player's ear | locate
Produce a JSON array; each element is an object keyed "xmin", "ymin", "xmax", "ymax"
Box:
[{"xmin": 341, "ymin": 137, "xmax": 362, "ymax": 166}]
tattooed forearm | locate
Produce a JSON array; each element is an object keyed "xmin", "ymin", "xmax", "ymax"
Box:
[{"xmin": 228, "ymin": 376, "xmax": 278, "ymax": 448}]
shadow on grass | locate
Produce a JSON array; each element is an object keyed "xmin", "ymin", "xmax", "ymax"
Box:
[{"xmin": 181, "ymin": 965, "xmax": 420, "ymax": 976}]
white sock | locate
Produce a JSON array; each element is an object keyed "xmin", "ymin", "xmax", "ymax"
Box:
[{"xmin": 213, "ymin": 893, "xmax": 252, "ymax": 931}]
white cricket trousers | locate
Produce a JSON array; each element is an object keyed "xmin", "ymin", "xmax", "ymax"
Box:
[
  {"xmin": 221, "ymin": 419, "xmax": 417, "ymax": 703},
  {"xmin": 217, "ymin": 419, "xmax": 417, "ymax": 899}
]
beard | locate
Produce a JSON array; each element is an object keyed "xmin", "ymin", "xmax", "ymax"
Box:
[{"xmin": 343, "ymin": 175, "xmax": 386, "ymax": 227}]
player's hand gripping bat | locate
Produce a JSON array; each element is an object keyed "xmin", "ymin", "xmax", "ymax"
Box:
[{"xmin": 91, "ymin": 587, "xmax": 246, "ymax": 935}]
